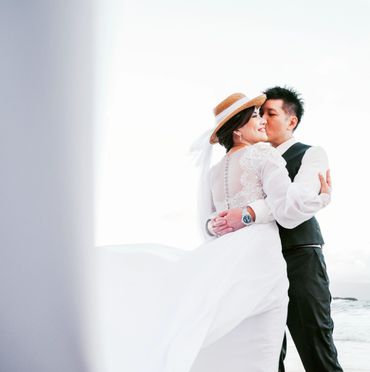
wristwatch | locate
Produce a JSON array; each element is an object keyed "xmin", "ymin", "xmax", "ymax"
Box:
[{"xmin": 241, "ymin": 207, "xmax": 254, "ymax": 226}]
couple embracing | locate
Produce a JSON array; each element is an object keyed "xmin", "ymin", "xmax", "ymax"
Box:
[{"xmin": 98, "ymin": 86, "xmax": 343, "ymax": 372}]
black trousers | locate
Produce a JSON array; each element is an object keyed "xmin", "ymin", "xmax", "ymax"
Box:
[{"xmin": 278, "ymin": 247, "xmax": 343, "ymax": 372}]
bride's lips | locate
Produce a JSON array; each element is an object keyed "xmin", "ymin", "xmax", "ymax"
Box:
[{"xmin": 258, "ymin": 128, "xmax": 266, "ymax": 132}]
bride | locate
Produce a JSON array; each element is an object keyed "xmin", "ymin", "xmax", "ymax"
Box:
[{"xmin": 95, "ymin": 92, "xmax": 331, "ymax": 372}]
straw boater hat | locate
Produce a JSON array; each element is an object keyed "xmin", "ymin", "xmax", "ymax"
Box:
[{"xmin": 209, "ymin": 92, "xmax": 266, "ymax": 144}]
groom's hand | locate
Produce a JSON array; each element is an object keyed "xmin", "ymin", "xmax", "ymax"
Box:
[
  {"xmin": 210, "ymin": 216, "xmax": 234, "ymax": 236},
  {"xmin": 319, "ymin": 169, "xmax": 332, "ymax": 195},
  {"xmin": 212, "ymin": 208, "xmax": 245, "ymax": 236}
]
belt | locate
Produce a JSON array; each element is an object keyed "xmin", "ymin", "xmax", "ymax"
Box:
[
  {"xmin": 296, "ymin": 244, "xmax": 322, "ymax": 248},
  {"xmin": 283, "ymin": 244, "xmax": 322, "ymax": 251}
]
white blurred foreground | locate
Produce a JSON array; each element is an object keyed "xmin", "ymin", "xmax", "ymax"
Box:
[{"xmin": 0, "ymin": 2, "xmax": 94, "ymax": 371}]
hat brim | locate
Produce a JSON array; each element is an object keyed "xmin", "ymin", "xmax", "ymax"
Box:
[{"xmin": 210, "ymin": 94, "xmax": 266, "ymax": 144}]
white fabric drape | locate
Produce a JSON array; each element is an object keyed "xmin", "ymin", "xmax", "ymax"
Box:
[{"xmin": 95, "ymin": 143, "xmax": 330, "ymax": 372}]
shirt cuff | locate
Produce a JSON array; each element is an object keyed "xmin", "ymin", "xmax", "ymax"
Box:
[
  {"xmin": 248, "ymin": 199, "xmax": 274, "ymax": 224},
  {"xmin": 319, "ymin": 193, "xmax": 331, "ymax": 207}
]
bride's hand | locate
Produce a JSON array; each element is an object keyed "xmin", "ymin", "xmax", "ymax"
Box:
[{"xmin": 319, "ymin": 169, "xmax": 332, "ymax": 195}]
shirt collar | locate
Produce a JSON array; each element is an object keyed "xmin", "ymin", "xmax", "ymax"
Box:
[{"xmin": 275, "ymin": 137, "xmax": 297, "ymax": 155}]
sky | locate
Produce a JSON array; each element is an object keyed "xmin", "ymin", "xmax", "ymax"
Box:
[{"xmin": 95, "ymin": 0, "xmax": 370, "ymax": 296}]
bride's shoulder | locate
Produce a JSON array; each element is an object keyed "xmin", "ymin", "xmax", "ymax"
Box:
[
  {"xmin": 239, "ymin": 143, "xmax": 284, "ymax": 169},
  {"xmin": 240, "ymin": 142, "xmax": 276, "ymax": 160}
]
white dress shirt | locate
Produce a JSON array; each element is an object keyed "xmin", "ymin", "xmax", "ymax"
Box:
[{"xmin": 248, "ymin": 137, "xmax": 329, "ymax": 224}]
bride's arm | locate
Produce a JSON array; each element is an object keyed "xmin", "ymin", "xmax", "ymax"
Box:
[
  {"xmin": 201, "ymin": 187, "xmax": 218, "ymax": 239},
  {"xmin": 200, "ymin": 167, "xmax": 227, "ymax": 239}
]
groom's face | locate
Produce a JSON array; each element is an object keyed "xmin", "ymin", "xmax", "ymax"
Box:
[{"xmin": 261, "ymin": 99, "xmax": 296, "ymax": 147}]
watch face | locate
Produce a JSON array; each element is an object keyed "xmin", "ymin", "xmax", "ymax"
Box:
[{"xmin": 242, "ymin": 214, "xmax": 252, "ymax": 224}]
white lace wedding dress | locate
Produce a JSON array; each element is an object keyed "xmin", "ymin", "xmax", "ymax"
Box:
[{"xmin": 95, "ymin": 143, "xmax": 329, "ymax": 372}]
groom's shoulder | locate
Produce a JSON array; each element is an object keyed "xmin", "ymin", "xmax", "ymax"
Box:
[
  {"xmin": 284, "ymin": 142, "xmax": 328, "ymax": 165},
  {"xmin": 293, "ymin": 141, "xmax": 311, "ymax": 150},
  {"xmin": 299, "ymin": 142, "xmax": 329, "ymax": 163},
  {"xmin": 295, "ymin": 142, "xmax": 327, "ymax": 154}
]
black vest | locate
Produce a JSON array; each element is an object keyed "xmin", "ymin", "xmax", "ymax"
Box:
[{"xmin": 278, "ymin": 142, "xmax": 324, "ymax": 250}]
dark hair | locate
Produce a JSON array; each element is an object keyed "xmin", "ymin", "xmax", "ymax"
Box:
[
  {"xmin": 216, "ymin": 106, "xmax": 255, "ymax": 152},
  {"xmin": 264, "ymin": 86, "xmax": 304, "ymax": 129}
]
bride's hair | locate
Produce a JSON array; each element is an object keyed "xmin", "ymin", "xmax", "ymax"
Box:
[{"xmin": 216, "ymin": 106, "xmax": 255, "ymax": 152}]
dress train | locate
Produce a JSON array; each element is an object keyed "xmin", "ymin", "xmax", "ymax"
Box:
[{"xmin": 95, "ymin": 222, "xmax": 288, "ymax": 372}]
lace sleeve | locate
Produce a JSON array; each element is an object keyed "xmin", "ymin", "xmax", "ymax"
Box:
[{"xmin": 254, "ymin": 145, "xmax": 330, "ymax": 229}]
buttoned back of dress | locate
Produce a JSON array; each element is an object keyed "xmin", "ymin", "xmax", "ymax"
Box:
[{"xmin": 210, "ymin": 143, "xmax": 271, "ymax": 213}]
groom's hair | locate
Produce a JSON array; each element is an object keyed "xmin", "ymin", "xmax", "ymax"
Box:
[
  {"xmin": 216, "ymin": 106, "xmax": 255, "ymax": 153},
  {"xmin": 264, "ymin": 86, "xmax": 304, "ymax": 129}
]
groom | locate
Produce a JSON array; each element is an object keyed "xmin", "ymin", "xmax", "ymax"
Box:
[{"xmin": 209, "ymin": 86, "xmax": 343, "ymax": 372}]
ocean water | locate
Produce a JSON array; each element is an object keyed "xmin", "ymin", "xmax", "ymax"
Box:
[{"xmin": 285, "ymin": 298, "xmax": 370, "ymax": 371}]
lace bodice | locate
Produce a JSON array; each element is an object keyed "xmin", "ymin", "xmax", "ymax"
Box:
[{"xmin": 210, "ymin": 143, "xmax": 278, "ymax": 213}]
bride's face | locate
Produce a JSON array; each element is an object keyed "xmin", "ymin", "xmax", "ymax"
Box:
[{"xmin": 237, "ymin": 107, "xmax": 268, "ymax": 144}]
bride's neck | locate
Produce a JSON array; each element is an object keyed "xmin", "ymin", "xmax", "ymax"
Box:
[{"xmin": 227, "ymin": 143, "xmax": 250, "ymax": 155}]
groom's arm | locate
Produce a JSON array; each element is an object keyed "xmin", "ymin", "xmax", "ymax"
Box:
[
  {"xmin": 212, "ymin": 146, "xmax": 330, "ymax": 236},
  {"xmin": 211, "ymin": 202, "xmax": 271, "ymax": 236},
  {"xmin": 247, "ymin": 199, "xmax": 274, "ymax": 224},
  {"xmin": 293, "ymin": 146, "xmax": 329, "ymax": 193},
  {"xmin": 247, "ymin": 146, "xmax": 329, "ymax": 225},
  {"xmin": 210, "ymin": 206, "xmax": 257, "ymax": 236}
]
